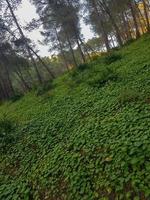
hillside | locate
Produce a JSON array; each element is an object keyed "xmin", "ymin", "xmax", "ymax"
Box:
[{"xmin": 0, "ymin": 35, "xmax": 150, "ymax": 200}]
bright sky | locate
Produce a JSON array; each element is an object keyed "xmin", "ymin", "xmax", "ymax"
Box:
[{"xmin": 16, "ymin": 0, "xmax": 94, "ymax": 57}]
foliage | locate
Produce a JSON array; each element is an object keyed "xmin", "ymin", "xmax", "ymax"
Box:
[
  {"xmin": 104, "ymin": 52, "xmax": 122, "ymax": 65},
  {"xmin": 10, "ymin": 93, "xmax": 23, "ymax": 102},
  {"xmin": 35, "ymin": 80, "xmax": 53, "ymax": 96},
  {"xmin": 87, "ymin": 67, "xmax": 119, "ymax": 88},
  {"xmin": 0, "ymin": 115, "xmax": 16, "ymax": 151},
  {"xmin": 78, "ymin": 63, "xmax": 89, "ymax": 71},
  {"xmin": 118, "ymin": 88, "xmax": 140, "ymax": 105},
  {"xmin": 0, "ymin": 35, "xmax": 150, "ymax": 200},
  {"xmin": 124, "ymin": 38, "xmax": 136, "ymax": 46}
]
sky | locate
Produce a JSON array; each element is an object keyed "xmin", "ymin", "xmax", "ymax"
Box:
[{"xmin": 16, "ymin": 0, "xmax": 94, "ymax": 57}]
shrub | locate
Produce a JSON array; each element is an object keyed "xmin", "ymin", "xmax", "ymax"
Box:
[
  {"xmin": 104, "ymin": 52, "xmax": 122, "ymax": 65},
  {"xmin": 90, "ymin": 54, "xmax": 100, "ymax": 61},
  {"xmin": 87, "ymin": 67, "xmax": 119, "ymax": 88},
  {"xmin": 0, "ymin": 116, "xmax": 16, "ymax": 151},
  {"xmin": 78, "ymin": 63, "xmax": 89, "ymax": 71},
  {"xmin": 69, "ymin": 69, "xmax": 82, "ymax": 85},
  {"xmin": 90, "ymin": 52, "xmax": 108, "ymax": 62},
  {"xmin": 124, "ymin": 39, "xmax": 135, "ymax": 46},
  {"xmin": 36, "ymin": 80, "xmax": 53, "ymax": 96},
  {"xmin": 112, "ymin": 46, "xmax": 120, "ymax": 51},
  {"xmin": 10, "ymin": 93, "xmax": 23, "ymax": 102},
  {"xmin": 118, "ymin": 88, "xmax": 140, "ymax": 105}
]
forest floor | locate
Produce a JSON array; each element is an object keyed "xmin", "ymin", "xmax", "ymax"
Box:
[{"xmin": 0, "ymin": 34, "xmax": 150, "ymax": 200}]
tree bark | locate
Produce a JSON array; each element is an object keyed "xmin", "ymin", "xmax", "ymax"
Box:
[
  {"xmin": 78, "ymin": 37, "xmax": 92, "ymax": 61},
  {"xmin": 0, "ymin": 52, "xmax": 15, "ymax": 97},
  {"xmin": 6, "ymin": 0, "xmax": 43, "ymax": 84},
  {"xmin": 93, "ymin": 0, "xmax": 111, "ymax": 51},
  {"xmin": 122, "ymin": 12, "xmax": 132, "ymax": 40},
  {"xmin": 124, "ymin": 11, "xmax": 134, "ymax": 38},
  {"xmin": 98, "ymin": 0, "xmax": 123, "ymax": 46},
  {"xmin": 54, "ymin": 27, "xmax": 69, "ymax": 71},
  {"xmin": 76, "ymin": 38, "xmax": 86, "ymax": 63},
  {"xmin": 143, "ymin": 0, "xmax": 150, "ymax": 32},
  {"xmin": 65, "ymin": 31, "xmax": 78, "ymax": 68},
  {"xmin": 128, "ymin": 0, "xmax": 141, "ymax": 38},
  {"xmin": 15, "ymin": 65, "xmax": 31, "ymax": 91},
  {"xmin": 29, "ymin": 46, "xmax": 55, "ymax": 79}
]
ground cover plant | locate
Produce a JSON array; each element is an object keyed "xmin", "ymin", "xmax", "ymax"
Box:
[{"xmin": 0, "ymin": 34, "xmax": 150, "ymax": 200}]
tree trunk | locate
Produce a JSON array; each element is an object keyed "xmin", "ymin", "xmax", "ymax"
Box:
[
  {"xmin": 54, "ymin": 27, "xmax": 69, "ymax": 71},
  {"xmin": 122, "ymin": 12, "xmax": 132, "ymax": 40},
  {"xmin": 15, "ymin": 65, "xmax": 31, "ymax": 91},
  {"xmin": 6, "ymin": 0, "xmax": 43, "ymax": 84},
  {"xmin": 77, "ymin": 36, "xmax": 92, "ymax": 61},
  {"xmin": 65, "ymin": 31, "xmax": 78, "ymax": 68},
  {"xmin": 0, "ymin": 78, "xmax": 8, "ymax": 100},
  {"xmin": 124, "ymin": 11, "xmax": 134, "ymax": 38},
  {"xmin": 143, "ymin": 0, "xmax": 150, "ymax": 32},
  {"xmin": 0, "ymin": 53, "xmax": 15, "ymax": 97},
  {"xmin": 129, "ymin": 0, "xmax": 141, "ymax": 38},
  {"xmin": 110, "ymin": 34, "xmax": 115, "ymax": 48},
  {"xmin": 98, "ymin": 0, "xmax": 123, "ymax": 46},
  {"xmin": 76, "ymin": 38, "xmax": 86, "ymax": 63},
  {"xmin": 29, "ymin": 46, "xmax": 55, "ymax": 79},
  {"xmin": 93, "ymin": 0, "xmax": 111, "ymax": 51},
  {"xmin": 134, "ymin": 1, "xmax": 146, "ymax": 34}
]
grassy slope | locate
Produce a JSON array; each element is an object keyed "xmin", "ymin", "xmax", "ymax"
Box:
[{"xmin": 0, "ymin": 35, "xmax": 150, "ymax": 200}]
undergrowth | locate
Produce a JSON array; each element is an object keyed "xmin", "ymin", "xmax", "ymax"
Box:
[{"xmin": 0, "ymin": 34, "xmax": 150, "ymax": 200}]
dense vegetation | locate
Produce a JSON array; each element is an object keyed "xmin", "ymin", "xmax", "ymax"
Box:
[
  {"xmin": 1, "ymin": 0, "xmax": 150, "ymax": 100},
  {"xmin": 0, "ymin": 34, "xmax": 150, "ymax": 199}
]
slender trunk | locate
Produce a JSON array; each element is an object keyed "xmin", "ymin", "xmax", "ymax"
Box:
[
  {"xmin": 72, "ymin": 26, "xmax": 86, "ymax": 63},
  {"xmin": 65, "ymin": 31, "xmax": 78, "ymax": 68},
  {"xmin": 93, "ymin": 0, "xmax": 111, "ymax": 51},
  {"xmin": 108, "ymin": 16, "xmax": 123, "ymax": 46},
  {"xmin": 98, "ymin": 0, "xmax": 123, "ymax": 46},
  {"xmin": 4, "ymin": 19, "xmax": 51, "ymax": 81},
  {"xmin": 0, "ymin": 82, "xmax": 4, "ymax": 100},
  {"xmin": 24, "ymin": 62, "xmax": 33, "ymax": 83},
  {"xmin": 143, "ymin": 0, "xmax": 150, "ymax": 32},
  {"xmin": 0, "ymin": 53, "xmax": 14, "ymax": 97},
  {"xmin": 5, "ymin": 65, "xmax": 14, "ymax": 96},
  {"xmin": 0, "ymin": 78, "xmax": 7, "ymax": 99},
  {"xmin": 79, "ymin": 36, "xmax": 95, "ymax": 53},
  {"xmin": 29, "ymin": 46, "xmax": 55, "ymax": 79},
  {"xmin": 76, "ymin": 38, "xmax": 86, "ymax": 63},
  {"xmin": 6, "ymin": 0, "xmax": 43, "ymax": 84},
  {"xmin": 110, "ymin": 34, "xmax": 115, "ymax": 48},
  {"xmin": 54, "ymin": 27, "xmax": 69, "ymax": 71},
  {"xmin": 78, "ymin": 36, "xmax": 92, "ymax": 61},
  {"xmin": 134, "ymin": 1, "xmax": 146, "ymax": 34},
  {"xmin": 15, "ymin": 66, "xmax": 31, "ymax": 91},
  {"xmin": 29, "ymin": 51, "xmax": 43, "ymax": 84},
  {"xmin": 100, "ymin": 20, "xmax": 111, "ymax": 50},
  {"xmin": 1, "ymin": 77, "xmax": 10, "ymax": 99},
  {"xmin": 129, "ymin": 0, "xmax": 141, "ymax": 38},
  {"xmin": 16, "ymin": 77, "xmax": 26, "ymax": 93},
  {"xmin": 124, "ymin": 11, "xmax": 134, "ymax": 38},
  {"xmin": 122, "ymin": 12, "xmax": 132, "ymax": 40}
]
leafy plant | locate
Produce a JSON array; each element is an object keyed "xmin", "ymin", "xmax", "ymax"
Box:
[
  {"xmin": 10, "ymin": 93, "xmax": 23, "ymax": 102},
  {"xmin": 124, "ymin": 38, "xmax": 135, "ymax": 46},
  {"xmin": 77, "ymin": 63, "xmax": 89, "ymax": 71},
  {"xmin": 118, "ymin": 88, "xmax": 140, "ymax": 105},
  {"xmin": 104, "ymin": 52, "xmax": 122, "ymax": 65},
  {"xmin": 87, "ymin": 67, "xmax": 119, "ymax": 88},
  {"xmin": 0, "ymin": 34, "xmax": 150, "ymax": 200},
  {"xmin": 36, "ymin": 80, "xmax": 53, "ymax": 96},
  {"xmin": 0, "ymin": 115, "xmax": 16, "ymax": 151}
]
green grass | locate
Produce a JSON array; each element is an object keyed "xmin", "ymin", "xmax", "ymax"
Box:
[{"xmin": 0, "ymin": 34, "xmax": 150, "ymax": 200}]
